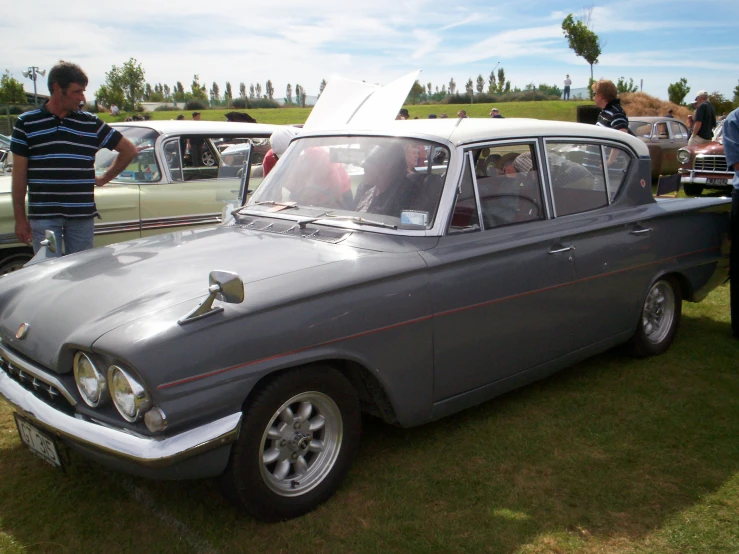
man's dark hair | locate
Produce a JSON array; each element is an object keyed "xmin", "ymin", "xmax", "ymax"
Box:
[
  {"xmin": 192, "ymin": 112, "xmax": 201, "ymax": 118},
  {"xmin": 47, "ymin": 61, "xmax": 88, "ymax": 93}
]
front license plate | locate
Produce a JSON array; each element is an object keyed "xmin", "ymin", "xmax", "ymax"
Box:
[
  {"xmin": 706, "ymin": 178, "xmax": 728, "ymax": 186},
  {"xmin": 14, "ymin": 414, "xmax": 63, "ymax": 468}
]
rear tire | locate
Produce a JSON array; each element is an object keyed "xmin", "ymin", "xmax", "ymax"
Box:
[
  {"xmin": 223, "ymin": 365, "xmax": 361, "ymax": 521},
  {"xmin": 683, "ymin": 183, "xmax": 703, "ymax": 196},
  {"xmin": 0, "ymin": 253, "xmax": 32, "ymax": 276},
  {"xmin": 630, "ymin": 276, "xmax": 682, "ymax": 357}
]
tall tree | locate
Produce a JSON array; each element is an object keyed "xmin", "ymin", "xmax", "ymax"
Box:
[
  {"xmin": 476, "ymin": 74, "xmax": 485, "ymax": 95},
  {"xmin": 210, "ymin": 82, "xmax": 220, "ymax": 102},
  {"xmin": 265, "ymin": 80, "xmax": 274, "ymax": 100},
  {"xmin": 295, "ymin": 84, "xmax": 306, "ymax": 107},
  {"xmin": 239, "ymin": 82, "xmax": 246, "ymax": 98},
  {"xmin": 616, "ymin": 77, "xmax": 638, "ymax": 94},
  {"xmin": 163, "ymin": 84, "xmax": 171, "ymax": 100},
  {"xmin": 319, "ymin": 78, "xmax": 327, "ymax": 98},
  {"xmin": 562, "ymin": 11, "xmax": 602, "ymax": 82},
  {"xmin": 285, "ymin": 84, "xmax": 293, "ymax": 104},
  {"xmin": 465, "ymin": 78, "xmax": 474, "ymax": 98},
  {"xmin": 448, "ymin": 78, "xmax": 456, "ymax": 95},
  {"xmin": 249, "ymin": 84, "xmax": 255, "ymax": 98},
  {"xmin": 144, "ymin": 83, "xmax": 152, "ymax": 101},
  {"xmin": 190, "ymin": 75, "xmax": 207, "ymax": 100},
  {"xmin": 407, "ymin": 80, "xmax": 425, "ymax": 105},
  {"xmin": 427, "ymin": 82, "xmax": 432, "ymax": 96},
  {"xmin": 667, "ymin": 78, "xmax": 690, "ymax": 105},
  {"xmin": 255, "ymin": 83, "xmax": 262, "ymax": 98},
  {"xmin": 0, "ymin": 70, "xmax": 26, "ymax": 104},
  {"xmin": 96, "ymin": 58, "xmax": 146, "ymax": 110},
  {"xmin": 224, "ymin": 82, "xmax": 233, "ymax": 102},
  {"xmin": 497, "ymin": 67, "xmax": 506, "ymax": 93},
  {"xmin": 488, "ymin": 70, "xmax": 497, "ymax": 93}
]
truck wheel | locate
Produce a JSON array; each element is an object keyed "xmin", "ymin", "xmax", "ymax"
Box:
[
  {"xmin": 223, "ymin": 365, "xmax": 361, "ymax": 521},
  {"xmin": 630, "ymin": 276, "xmax": 682, "ymax": 357},
  {"xmin": 0, "ymin": 253, "xmax": 32, "ymax": 276},
  {"xmin": 683, "ymin": 183, "xmax": 703, "ymax": 196}
]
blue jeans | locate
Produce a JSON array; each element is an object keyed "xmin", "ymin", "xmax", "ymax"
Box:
[{"xmin": 30, "ymin": 217, "xmax": 94, "ymax": 256}]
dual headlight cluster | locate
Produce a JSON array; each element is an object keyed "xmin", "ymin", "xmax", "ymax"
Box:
[{"xmin": 73, "ymin": 352, "xmax": 166, "ymax": 432}]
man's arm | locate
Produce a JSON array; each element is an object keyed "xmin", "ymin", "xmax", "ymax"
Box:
[
  {"xmin": 11, "ymin": 155, "xmax": 31, "ymax": 244},
  {"xmin": 95, "ymin": 136, "xmax": 138, "ymax": 187},
  {"xmin": 692, "ymin": 121, "xmax": 702, "ymax": 137}
]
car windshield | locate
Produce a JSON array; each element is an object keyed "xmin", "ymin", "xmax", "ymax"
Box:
[
  {"xmin": 714, "ymin": 121, "xmax": 724, "ymax": 142},
  {"xmin": 95, "ymin": 126, "xmax": 161, "ymax": 183},
  {"xmin": 248, "ymin": 136, "xmax": 450, "ymax": 230},
  {"xmin": 628, "ymin": 121, "xmax": 652, "ymax": 138}
]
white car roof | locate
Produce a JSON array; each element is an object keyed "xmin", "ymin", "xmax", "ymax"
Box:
[
  {"xmin": 111, "ymin": 120, "xmax": 282, "ymax": 136},
  {"xmin": 299, "ymin": 118, "xmax": 650, "ymax": 156}
]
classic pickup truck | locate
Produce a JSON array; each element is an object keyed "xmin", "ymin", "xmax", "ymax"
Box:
[{"xmin": 0, "ymin": 113, "xmax": 731, "ymax": 521}]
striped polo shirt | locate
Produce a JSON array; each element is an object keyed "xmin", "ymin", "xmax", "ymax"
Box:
[
  {"xmin": 596, "ymin": 99, "xmax": 629, "ymax": 132},
  {"xmin": 10, "ymin": 103, "xmax": 122, "ymax": 219}
]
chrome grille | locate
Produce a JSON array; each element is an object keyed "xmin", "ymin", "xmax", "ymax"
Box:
[
  {"xmin": 694, "ymin": 155, "xmax": 729, "ymax": 173},
  {"xmin": 0, "ymin": 348, "xmax": 77, "ymax": 414}
]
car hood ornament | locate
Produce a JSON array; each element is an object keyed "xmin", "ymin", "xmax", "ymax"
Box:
[{"xmin": 16, "ymin": 323, "xmax": 29, "ymax": 340}]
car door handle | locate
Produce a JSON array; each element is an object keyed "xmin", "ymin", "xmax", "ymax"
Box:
[
  {"xmin": 548, "ymin": 245, "xmax": 575, "ymax": 254},
  {"xmin": 629, "ymin": 227, "xmax": 652, "ymax": 236}
]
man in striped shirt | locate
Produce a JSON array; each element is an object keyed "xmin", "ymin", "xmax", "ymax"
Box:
[
  {"xmin": 10, "ymin": 61, "xmax": 137, "ymax": 255},
  {"xmin": 591, "ymin": 79, "xmax": 630, "ymax": 133}
]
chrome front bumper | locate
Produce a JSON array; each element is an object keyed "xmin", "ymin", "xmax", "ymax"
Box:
[
  {"xmin": 679, "ymin": 170, "xmax": 733, "ymax": 187},
  {"xmin": 0, "ymin": 370, "xmax": 242, "ymax": 470}
]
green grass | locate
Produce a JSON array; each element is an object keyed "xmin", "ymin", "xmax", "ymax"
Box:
[
  {"xmin": 96, "ymin": 100, "xmax": 593, "ymax": 126},
  {"xmin": 1, "ymin": 284, "xmax": 737, "ymax": 553}
]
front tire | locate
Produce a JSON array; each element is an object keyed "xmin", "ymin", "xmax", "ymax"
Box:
[
  {"xmin": 0, "ymin": 253, "xmax": 32, "ymax": 276},
  {"xmin": 630, "ymin": 276, "xmax": 682, "ymax": 357},
  {"xmin": 683, "ymin": 183, "xmax": 703, "ymax": 196},
  {"xmin": 223, "ymin": 365, "xmax": 361, "ymax": 521}
]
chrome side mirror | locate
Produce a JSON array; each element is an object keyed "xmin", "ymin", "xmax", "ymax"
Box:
[
  {"xmin": 178, "ymin": 270, "xmax": 244, "ymax": 324},
  {"xmin": 40, "ymin": 230, "xmax": 58, "ymax": 254}
]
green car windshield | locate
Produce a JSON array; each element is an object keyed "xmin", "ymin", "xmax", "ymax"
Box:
[
  {"xmin": 95, "ymin": 126, "xmax": 161, "ymax": 183},
  {"xmin": 248, "ymin": 136, "xmax": 450, "ymax": 230}
]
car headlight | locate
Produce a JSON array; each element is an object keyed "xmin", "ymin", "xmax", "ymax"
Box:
[
  {"xmin": 677, "ymin": 148, "xmax": 691, "ymax": 164},
  {"xmin": 73, "ymin": 352, "xmax": 107, "ymax": 407},
  {"xmin": 107, "ymin": 365, "xmax": 152, "ymax": 422}
]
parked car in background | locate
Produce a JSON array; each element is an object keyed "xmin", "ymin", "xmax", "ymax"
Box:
[
  {"xmin": 678, "ymin": 120, "xmax": 732, "ymax": 196},
  {"xmin": 0, "ymin": 133, "xmax": 11, "ymax": 173},
  {"xmin": 0, "ymin": 120, "xmax": 278, "ymax": 273},
  {"xmin": 0, "ymin": 118, "xmax": 730, "ymax": 522},
  {"xmin": 628, "ymin": 117, "xmax": 689, "ymax": 180}
]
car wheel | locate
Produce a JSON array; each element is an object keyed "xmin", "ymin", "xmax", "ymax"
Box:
[
  {"xmin": 630, "ymin": 276, "xmax": 682, "ymax": 357},
  {"xmin": 223, "ymin": 365, "xmax": 361, "ymax": 521},
  {"xmin": 683, "ymin": 183, "xmax": 703, "ymax": 196},
  {"xmin": 201, "ymin": 149, "xmax": 216, "ymax": 167},
  {"xmin": 0, "ymin": 253, "xmax": 32, "ymax": 276}
]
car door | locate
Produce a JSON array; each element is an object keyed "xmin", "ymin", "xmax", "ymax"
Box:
[
  {"xmin": 542, "ymin": 139, "xmax": 652, "ymax": 347},
  {"xmin": 92, "ymin": 183, "xmax": 142, "ymax": 246},
  {"xmin": 139, "ymin": 134, "xmax": 266, "ymax": 237},
  {"xmin": 422, "ymin": 142, "xmax": 580, "ymax": 403}
]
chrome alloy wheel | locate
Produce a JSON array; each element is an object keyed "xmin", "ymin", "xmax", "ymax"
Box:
[
  {"xmin": 641, "ymin": 280, "xmax": 675, "ymax": 344},
  {"xmin": 259, "ymin": 391, "xmax": 343, "ymax": 497},
  {"xmin": 201, "ymin": 149, "xmax": 216, "ymax": 166}
]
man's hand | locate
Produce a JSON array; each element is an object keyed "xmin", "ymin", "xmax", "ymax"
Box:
[
  {"xmin": 94, "ymin": 175, "xmax": 107, "ymax": 187},
  {"xmin": 15, "ymin": 219, "xmax": 32, "ymax": 244}
]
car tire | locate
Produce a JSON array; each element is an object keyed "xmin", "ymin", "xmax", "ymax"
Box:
[
  {"xmin": 683, "ymin": 183, "xmax": 703, "ymax": 196},
  {"xmin": 630, "ymin": 276, "xmax": 682, "ymax": 357},
  {"xmin": 223, "ymin": 365, "xmax": 361, "ymax": 521},
  {"xmin": 0, "ymin": 253, "xmax": 32, "ymax": 276},
  {"xmin": 201, "ymin": 149, "xmax": 216, "ymax": 167}
]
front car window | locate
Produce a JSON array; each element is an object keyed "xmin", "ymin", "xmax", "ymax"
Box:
[
  {"xmin": 249, "ymin": 136, "xmax": 450, "ymax": 230},
  {"xmin": 96, "ymin": 126, "xmax": 161, "ymax": 183},
  {"xmin": 629, "ymin": 121, "xmax": 652, "ymax": 138}
]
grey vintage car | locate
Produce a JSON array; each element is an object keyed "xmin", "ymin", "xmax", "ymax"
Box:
[{"xmin": 0, "ymin": 118, "xmax": 731, "ymax": 521}]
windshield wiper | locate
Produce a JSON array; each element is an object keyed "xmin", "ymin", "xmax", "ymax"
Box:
[{"xmin": 320, "ymin": 215, "xmax": 397, "ymax": 230}]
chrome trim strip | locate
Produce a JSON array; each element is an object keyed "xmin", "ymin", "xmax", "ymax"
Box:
[
  {"xmin": 467, "ymin": 151, "xmax": 485, "ymax": 229},
  {"xmin": 0, "ymin": 232, "xmax": 20, "ymax": 246},
  {"xmin": 0, "ymin": 342, "xmax": 77, "ymax": 405},
  {"xmin": 141, "ymin": 214, "xmax": 222, "ymax": 230},
  {"xmin": 600, "ymin": 145, "xmax": 612, "ymax": 204},
  {"xmin": 0, "ymin": 371, "xmax": 242, "ymax": 468}
]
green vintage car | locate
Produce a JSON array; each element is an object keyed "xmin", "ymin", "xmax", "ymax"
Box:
[{"xmin": 0, "ymin": 120, "xmax": 277, "ymax": 273}]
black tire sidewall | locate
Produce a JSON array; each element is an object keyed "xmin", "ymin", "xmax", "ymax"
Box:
[
  {"xmin": 632, "ymin": 276, "xmax": 682, "ymax": 357},
  {"xmin": 224, "ymin": 365, "xmax": 361, "ymax": 521}
]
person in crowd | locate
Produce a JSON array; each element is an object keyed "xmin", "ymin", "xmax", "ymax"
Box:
[
  {"xmin": 10, "ymin": 61, "xmax": 137, "ymax": 255},
  {"xmin": 439, "ymin": 113, "xmax": 448, "ymax": 118},
  {"xmin": 428, "ymin": 113, "xmax": 437, "ymax": 119},
  {"xmin": 563, "ymin": 74, "xmax": 572, "ymax": 100},
  {"xmin": 110, "ymin": 103, "xmax": 119, "ymax": 116},
  {"xmin": 457, "ymin": 110, "xmax": 468, "ymax": 118},
  {"xmin": 689, "ymin": 90, "xmax": 717, "ymax": 146},
  {"xmin": 176, "ymin": 114, "xmax": 185, "ymax": 120},
  {"xmin": 263, "ymin": 126, "xmax": 299, "ymax": 177},
  {"xmin": 665, "ymin": 109, "xmax": 675, "ymax": 118},
  {"xmin": 687, "ymin": 114, "xmax": 694, "ymax": 137},
  {"xmin": 396, "ymin": 109, "xmax": 409, "ymax": 120},
  {"xmin": 591, "ymin": 79, "xmax": 629, "ymax": 133},
  {"xmin": 490, "ymin": 107, "xmax": 504, "ymax": 119},
  {"xmin": 192, "ymin": 111, "xmax": 201, "ymax": 121},
  {"xmin": 723, "ymin": 107, "xmax": 739, "ymax": 338}
]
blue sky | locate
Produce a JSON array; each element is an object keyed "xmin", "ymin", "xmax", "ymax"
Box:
[{"xmin": 2, "ymin": 0, "xmax": 738, "ymax": 104}]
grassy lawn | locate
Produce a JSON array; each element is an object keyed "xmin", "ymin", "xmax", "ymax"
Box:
[
  {"xmin": 96, "ymin": 100, "xmax": 593, "ymax": 126},
  {"xmin": 1, "ymin": 284, "xmax": 737, "ymax": 553}
]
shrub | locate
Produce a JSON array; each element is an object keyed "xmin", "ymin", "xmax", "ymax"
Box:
[
  {"xmin": 231, "ymin": 98, "xmax": 247, "ymax": 108},
  {"xmin": 248, "ymin": 98, "xmax": 280, "ymax": 109},
  {"xmin": 184, "ymin": 99, "xmax": 208, "ymax": 111},
  {"xmin": 154, "ymin": 104, "xmax": 178, "ymax": 111}
]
